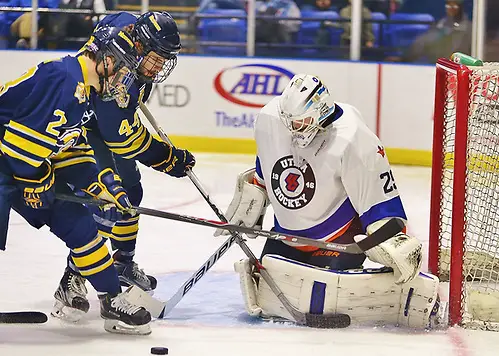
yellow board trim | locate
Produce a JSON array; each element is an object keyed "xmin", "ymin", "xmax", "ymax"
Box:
[
  {"xmin": 156, "ymin": 135, "xmax": 433, "ymax": 167},
  {"xmin": 384, "ymin": 148, "xmax": 432, "ymax": 167}
]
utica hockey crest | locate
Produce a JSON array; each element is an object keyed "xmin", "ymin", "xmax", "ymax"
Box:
[{"xmin": 270, "ymin": 155, "xmax": 316, "ymax": 210}]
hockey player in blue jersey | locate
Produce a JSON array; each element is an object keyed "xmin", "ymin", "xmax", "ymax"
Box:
[
  {"xmin": 0, "ymin": 27, "xmax": 156, "ymax": 334},
  {"xmin": 51, "ymin": 11, "xmax": 196, "ymax": 322}
]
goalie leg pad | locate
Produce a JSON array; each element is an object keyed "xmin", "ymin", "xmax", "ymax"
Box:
[
  {"xmin": 234, "ymin": 259, "xmax": 263, "ymax": 316},
  {"xmin": 247, "ymin": 254, "xmax": 439, "ymax": 328}
]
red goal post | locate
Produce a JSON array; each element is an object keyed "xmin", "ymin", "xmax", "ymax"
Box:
[{"xmin": 429, "ymin": 57, "xmax": 499, "ymax": 329}]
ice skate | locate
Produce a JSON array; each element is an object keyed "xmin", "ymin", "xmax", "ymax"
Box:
[
  {"xmin": 51, "ymin": 268, "xmax": 90, "ymax": 322},
  {"xmin": 99, "ymin": 287, "xmax": 151, "ymax": 335},
  {"xmin": 114, "ymin": 258, "xmax": 157, "ymax": 292}
]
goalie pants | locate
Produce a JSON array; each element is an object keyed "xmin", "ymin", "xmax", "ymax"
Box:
[
  {"xmin": 261, "ymin": 217, "xmax": 366, "ymax": 270},
  {"xmin": 86, "ymin": 130, "xmax": 143, "ymax": 256}
]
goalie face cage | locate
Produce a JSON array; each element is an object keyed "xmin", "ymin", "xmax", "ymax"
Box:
[{"xmin": 429, "ymin": 58, "xmax": 499, "ymax": 329}]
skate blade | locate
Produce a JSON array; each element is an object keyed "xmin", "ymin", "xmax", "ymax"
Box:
[
  {"xmin": 103, "ymin": 319, "xmax": 151, "ymax": 335},
  {"xmin": 51, "ymin": 300, "xmax": 86, "ymax": 323}
]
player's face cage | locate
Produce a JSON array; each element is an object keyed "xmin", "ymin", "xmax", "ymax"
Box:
[
  {"xmin": 279, "ymin": 107, "xmax": 328, "ymax": 149},
  {"xmin": 98, "ymin": 39, "xmax": 140, "ymax": 102},
  {"xmin": 137, "ymin": 51, "xmax": 177, "ymax": 84}
]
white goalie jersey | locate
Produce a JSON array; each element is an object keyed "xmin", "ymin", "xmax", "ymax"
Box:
[{"xmin": 254, "ymin": 97, "xmax": 407, "ymax": 248}]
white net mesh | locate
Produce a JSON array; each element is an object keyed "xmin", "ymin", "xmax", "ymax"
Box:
[{"xmin": 438, "ymin": 63, "xmax": 499, "ymax": 330}]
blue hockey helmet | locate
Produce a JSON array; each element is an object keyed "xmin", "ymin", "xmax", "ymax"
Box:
[
  {"xmin": 133, "ymin": 11, "xmax": 181, "ymax": 83},
  {"xmin": 86, "ymin": 26, "xmax": 140, "ymax": 103}
]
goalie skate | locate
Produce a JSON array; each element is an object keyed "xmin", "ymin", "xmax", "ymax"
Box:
[
  {"xmin": 99, "ymin": 287, "xmax": 152, "ymax": 335},
  {"xmin": 51, "ymin": 268, "xmax": 90, "ymax": 322}
]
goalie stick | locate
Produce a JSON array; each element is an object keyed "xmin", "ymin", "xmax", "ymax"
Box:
[
  {"xmin": 57, "ymin": 193, "xmax": 401, "ymax": 255},
  {"xmin": 137, "ymin": 103, "xmax": 402, "ymax": 328},
  {"xmin": 0, "ymin": 311, "xmax": 47, "ymax": 324},
  {"xmin": 107, "ymin": 217, "xmax": 404, "ymax": 326}
]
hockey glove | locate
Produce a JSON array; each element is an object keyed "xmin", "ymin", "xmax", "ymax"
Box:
[
  {"xmin": 214, "ymin": 168, "xmax": 269, "ymax": 238},
  {"xmin": 89, "ymin": 202, "xmax": 124, "ymax": 229},
  {"xmin": 84, "ymin": 168, "xmax": 135, "ymax": 216},
  {"xmin": 151, "ymin": 143, "xmax": 196, "ymax": 178},
  {"xmin": 14, "ymin": 161, "xmax": 55, "ymax": 209}
]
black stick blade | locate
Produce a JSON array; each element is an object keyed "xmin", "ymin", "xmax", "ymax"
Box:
[
  {"xmin": 0, "ymin": 312, "xmax": 48, "ymax": 324},
  {"xmin": 305, "ymin": 313, "xmax": 351, "ymax": 329}
]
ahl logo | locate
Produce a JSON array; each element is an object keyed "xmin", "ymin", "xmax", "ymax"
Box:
[{"xmin": 214, "ymin": 64, "xmax": 294, "ymax": 108}]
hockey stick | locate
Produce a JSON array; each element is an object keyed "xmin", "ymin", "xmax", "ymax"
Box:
[
  {"xmin": 141, "ymin": 103, "xmax": 351, "ymax": 326},
  {"xmin": 56, "ymin": 193, "xmax": 400, "ymax": 255},
  {"xmin": 0, "ymin": 311, "xmax": 48, "ymax": 324},
  {"xmin": 137, "ymin": 103, "xmax": 397, "ymax": 328}
]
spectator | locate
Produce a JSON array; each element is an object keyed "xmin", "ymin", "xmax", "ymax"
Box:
[
  {"xmin": 196, "ymin": 0, "xmax": 245, "ymax": 12},
  {"xmin": 8, "ymin": 0, "xmax": 59, "ymax": 48},
  {"xmin": 369, "ymin": 0, "xmax": 403, "ymax": 15},
  {"xmin": 188, "ymin": 0, "xmax": 245, "ymax": 36},
  {"xmin": 390, "ymin": 0, "xmax": 471, "ymax": 63},
  {"xmin": 339, "ymin": 0, "xmax": 375, "ymax": 48},
  {"xmin": 314, "ymin": 0, "xmax": 332, "ymax": 11},
  {"xmin": 54, "ymin": 0, "xmax": 107, "ymax": 39},
  {"xmin": 255, "ymin": 0, "xmax": 301, "ymax": 44}
]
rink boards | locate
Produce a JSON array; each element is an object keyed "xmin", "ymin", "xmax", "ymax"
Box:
[{"xmin": 0, "ymin": 51, "xmax": 436, "ymax": 166}]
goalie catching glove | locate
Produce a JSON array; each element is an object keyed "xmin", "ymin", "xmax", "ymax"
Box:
[
  {"xmin": 214, "ymin": 168, "xmax": 269, "ymax": 237},
  {"xmin": 83, "ymin": 168, "xmax": 135, "ymax": 226},
  {"xmin": 357, "ymin": 219, "xmax": 422, "ymax": 284},
  {"xmin": 150, "ymin": 142, "xmax": 196, "ymax": 178}
]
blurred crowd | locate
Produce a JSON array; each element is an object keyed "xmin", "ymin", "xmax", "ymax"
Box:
[{"xmin": 0, "ymin": 0, "xmax": 498, "ymax": 63}]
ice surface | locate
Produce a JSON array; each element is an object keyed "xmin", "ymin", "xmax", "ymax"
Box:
[{"xmin": 1, "ymin": 154, "xmax": 498, "ymax": 356}]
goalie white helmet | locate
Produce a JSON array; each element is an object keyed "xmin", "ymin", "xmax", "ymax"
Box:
[{"xmin": 278, "ymin": 74, "xmax": 336, "ymax": 148}]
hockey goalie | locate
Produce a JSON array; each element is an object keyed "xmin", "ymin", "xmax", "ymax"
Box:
[{"xmin": 215, "ymin": 74, "xmax": 442, "ymax": 328}]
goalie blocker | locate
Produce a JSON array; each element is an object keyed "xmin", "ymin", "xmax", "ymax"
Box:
[{"xmin": 235, "ymin": 255, "xmax": 441, "ymax": 328}]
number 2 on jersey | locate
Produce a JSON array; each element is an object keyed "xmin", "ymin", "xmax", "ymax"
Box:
[{"xmin": 380, "ymin": 170, "xmax": 397, "ymax": 194}]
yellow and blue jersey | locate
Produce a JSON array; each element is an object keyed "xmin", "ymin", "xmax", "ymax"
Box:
[
  {"xmin": 0, "ymin": 55, "xmax": 92, "ymax": 179},
  {"xmin": 84, "ymin": 11, "xmax": 169, "ymax": 167},
  {"xmin": 87, "ymin": 82, "xmax": 167, "ymax": 166}
]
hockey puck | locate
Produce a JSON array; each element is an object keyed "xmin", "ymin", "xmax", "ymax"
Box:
[{"xmin": 151, "ymin": 347, "xmax": 168, "ymax": 355}]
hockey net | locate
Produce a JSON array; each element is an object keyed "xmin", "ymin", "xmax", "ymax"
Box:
[{"xmin": 429, "ymin": 58, "xmax": 499, "ymax": 330}]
